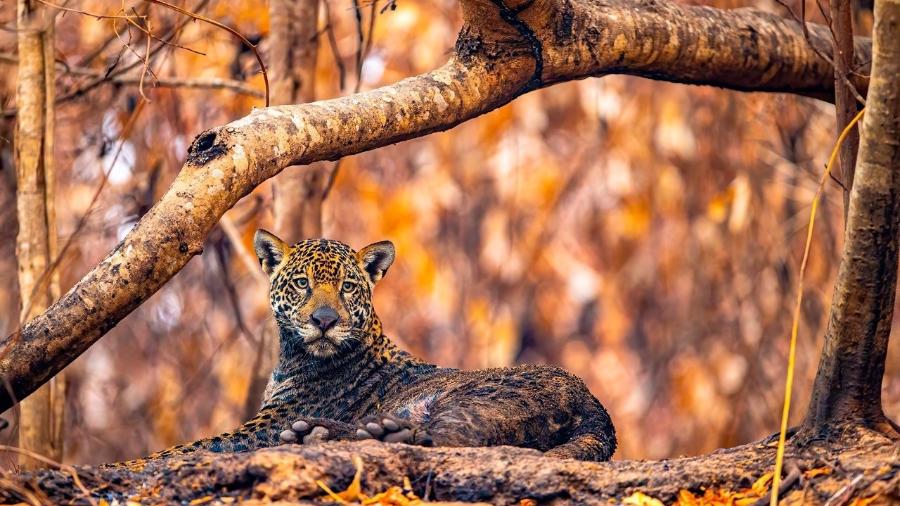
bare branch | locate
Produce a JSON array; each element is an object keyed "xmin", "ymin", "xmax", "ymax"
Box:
[
  {"xmin": 0, "ymin": 54, "xmax": 264, "ymax": 96},
  {"xmin": 142, "ymin": 0, "xmax": 270, "ymax": 106},
  {"xmin": 772, "ymin": 0, "xmax": 866, "ymax": 104},
  {"xmin": 1, "ymin": 0, "xmax": 213, "ymax": 117}
]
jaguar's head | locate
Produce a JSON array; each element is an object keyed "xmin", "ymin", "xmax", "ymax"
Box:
[{"xmin": 253, "ymin": 230, "xmax": 394, "ymax": 359}]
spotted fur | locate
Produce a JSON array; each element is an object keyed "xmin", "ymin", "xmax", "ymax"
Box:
[{"xmin": 116, "ymin": 234, "xmax": 616, "ymax": 467}]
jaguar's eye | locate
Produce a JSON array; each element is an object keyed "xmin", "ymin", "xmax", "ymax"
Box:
[
  {"xmin": 341, "ymin": 281, "xmax": 355, "ymax": 292},
  {"xmin": 297, "ymin": 278, "xmax": 309, "ymax": 288}
]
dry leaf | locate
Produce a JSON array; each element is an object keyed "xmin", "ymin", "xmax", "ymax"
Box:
[{"xmin": 623, "ymin": 491, "xmax": 665, "ymax": 506}]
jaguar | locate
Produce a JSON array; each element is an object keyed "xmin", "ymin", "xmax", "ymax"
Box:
[{"xmin": 126, "ymin": 231, "xmax": 616, "ymax": 464}]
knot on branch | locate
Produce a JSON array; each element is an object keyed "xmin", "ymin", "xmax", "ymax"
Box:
[
  {"xmin": 457, "ymin": 0, "xmax": 554, "ymax": 86},
  {"xmin": 187, "ymin": 129, "xmax": 228, "ymax": 166},
  {"xmin": 490, "ymin": 0, "xmax": 544, "ymax": 89}
]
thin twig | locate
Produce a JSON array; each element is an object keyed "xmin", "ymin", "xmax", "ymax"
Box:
[
  {"xmin": 2, "ymin": 0, "xmax": 212, "ymax": 117},
  {"xmin": 321, "ymin": 159, "xmax": 343, "ymax": 199},
  {"xmin": 828, "ymin": 171, "xmax": 848, "ymax": 192},
  {"xmin": 323, "ymin": 0, "xmax": 347, "ymax": 91},
  {"xmin": 77, "ymin": 30, "xmax": 129, "ymax": 67},
  {"xmin": 110, "ymin": 8, "xmax": 156, "ymax": 101},
  {"xmin": 824, "ymin": 474, "xmax": 865, "ymax": 506},
  {"xmin": 122, "ymin": 6, "xmax": 205, "ymax": 56},
  {"xmin": 380, "ymin": 0, "xmax": 398, "ymax": 14},
  {"xmin": 754, "ymin": 462, "xmax": 802, "ymax": 506},
  {"xmin": 354, "ymin": 0, "xmax": 378, "ymax": 92},
  {"xmin": 214, "ymin": 237, "xmax": 259, "ymax": 346},
  {"xmin": 35, "ymin": 0, "xmax": 136, "ymax": 20},
  {"xmin": 351, "ymin": 0, "xmax": 365, "ymax": 91},
  {"xmin": 0, "ymin": 53, "xmax": 263, "ymax": 96},
  {"xmin": 0, "ymin": 477, "xmax": 44, "ymax": 506},
  {"xmin": 814, "ymin": 0, "xmax": 831, "ymax": 23},
  {"xmin": 219, "ymin": 215, "xmax": 270, "ymax": 286},
  {"xmin": 48, "ymin": 1, "xmax": 152, "ymax": 73},
  {"xmin": 1, "ymin": 376, "xmax": 20, "ymax": 451},
  {"xmin": 142, "ymin": 0, "xmax": 270, "ymax": 106},
  {"xmin": 771, "ymin": 0, "xmax": 865, "ymax": 104},
  {"xmin": 114, "ymin": 74, "xmax": 263, "ymax": 96}
]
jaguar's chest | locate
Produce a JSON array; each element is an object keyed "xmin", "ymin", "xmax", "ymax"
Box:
[{"xmin": 266, "ymin": 371, "xmax": 393, "ymax": 420}]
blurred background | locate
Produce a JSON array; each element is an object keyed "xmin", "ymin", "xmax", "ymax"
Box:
[{"xmin": 0, "ymin": 0, "xmax": 896, "ymax": 466}]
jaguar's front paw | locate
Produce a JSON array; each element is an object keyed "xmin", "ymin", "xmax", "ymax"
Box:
[
  {"xmin": 279, "ymin": 418, "xmax": 339, "ymax": 444},
  {"xmin": 355, "ymin": 414, "xmax": 431, "ymax": 445}
]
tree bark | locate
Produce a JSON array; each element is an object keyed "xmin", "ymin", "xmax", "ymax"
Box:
[
  {"xmin": 832, "ymin": 0, "xmax": 861, "ymax": 217},
  {"xmin": 2, "ymin": 430, "xmax": 897, "ymax": 504},
  {"xmin": 269, "ymin": 0, "xmax": 329, "ymax": 243},
  {"xmin": 0, "ymin": 0, "xmax": 875, "ymax": 413},
  {"xmin": 801, "ymin": 0, "xmax": 900, "ymax": 437},
  {"xmin": 13, "ymin": 0, "xmax": 63, "ymax": 468}
]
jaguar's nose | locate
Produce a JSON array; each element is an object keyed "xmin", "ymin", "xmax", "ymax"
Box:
[{"xmin": 310, "ymin": 306, "xmax": 339, "ymax": 331}]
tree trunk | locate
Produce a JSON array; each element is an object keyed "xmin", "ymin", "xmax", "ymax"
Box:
[
  {"xmin": 832, "ymin": 0, "xmax": 861, "ymax": 217},
  {"xmin": 269, "ymin": 0, "xmax": 329, "ymax": 243},
  {"xmin": 0, "ymin": 0, "xmax": 876, "ymax": 414},
  {"xmin": 801, "ymin": 0, "xmax": 900, "ymax": 438},
  {"xmin": 13, "ymin": 0, "xmax": 63, "ymax": 468}
]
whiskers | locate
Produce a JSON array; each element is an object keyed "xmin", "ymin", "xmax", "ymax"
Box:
[
  {"xmin": 332, "ymin": 331, "xmax": 364, "ymax": 354},
  {"xmin": 272, "ymin": 315, "xmax": 372, "ymax": 365}
]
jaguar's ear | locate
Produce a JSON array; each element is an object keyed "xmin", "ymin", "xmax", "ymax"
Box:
[
  {"xmin": 357, "ymin": 241, "xmax": 395, "ymax": 284},
  {"xmin": 253, "ymin": 229, "xmax": 290, "ymax": 278}
]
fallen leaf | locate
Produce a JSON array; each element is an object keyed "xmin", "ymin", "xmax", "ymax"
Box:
[
  {"xmin": 623, "ymin": 491, "xmax": 665, "ymax": 506},
  {"xmin": 805, "ymin": 467, "xmax": 832, "ymax": 479}
]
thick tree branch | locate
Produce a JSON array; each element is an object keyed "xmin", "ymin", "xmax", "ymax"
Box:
[
  {"xmin": 460, "ymin": 0, "xmax": 872, "ymax": 99},
  {"xmin": 0, "ymin": 0, "xmax": 875, "ymax": 411}
]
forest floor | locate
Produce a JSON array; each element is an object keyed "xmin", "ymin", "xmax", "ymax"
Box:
[{"xmin": 0, "ymin": 425, "xmax": 897, "ymax": 505}]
